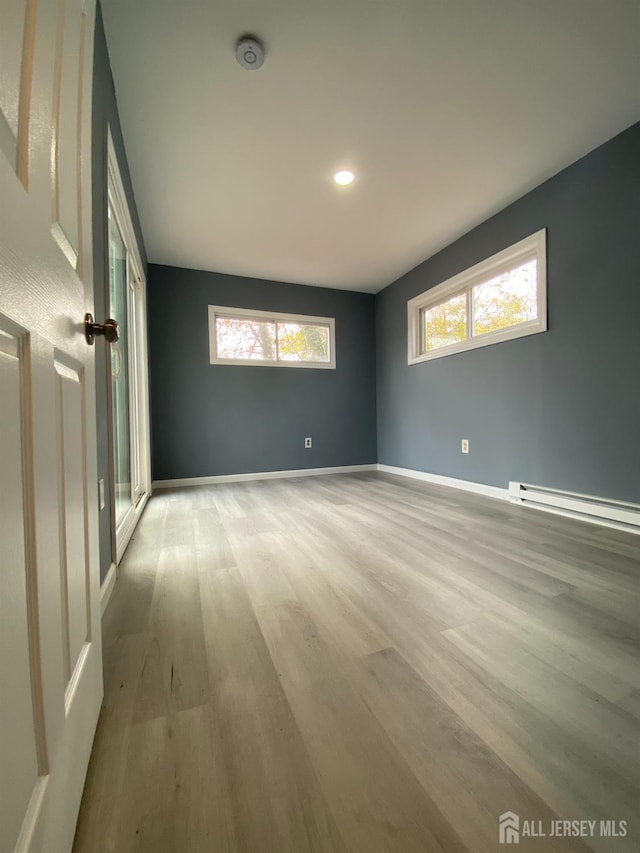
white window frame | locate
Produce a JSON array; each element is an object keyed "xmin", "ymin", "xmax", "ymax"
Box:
[
  {"xmin": 407, "ymin": 229, "xmax": 547, "ymax": 364},
  {"xmin": 208, "ymin": 305, "xmax": 336, "ymax": 369},
  {"xmin": 107, "ymin": 129, "xmax": 152, "ymax": 563}
]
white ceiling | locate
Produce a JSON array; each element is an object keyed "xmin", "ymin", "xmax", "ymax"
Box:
[{"xmin": 102, "ymin": 0, "xmax": 640, "ymax": 293}]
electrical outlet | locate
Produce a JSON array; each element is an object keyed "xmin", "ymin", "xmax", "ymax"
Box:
[
  {"xmin": 461, "ymin": 439, "xmax": 469, "ymax": 454},
  {"xmin": 98, "ymin": 478, "xmax": 105, "ymax": 510},
  {"xmin": 304, "ymin": 437, "xmax": 312, "ymax": 449}
]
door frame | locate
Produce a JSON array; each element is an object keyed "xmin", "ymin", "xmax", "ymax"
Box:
[{"xmin": 105, "ymin": 128, "xmax": 151, "ymax": 566}]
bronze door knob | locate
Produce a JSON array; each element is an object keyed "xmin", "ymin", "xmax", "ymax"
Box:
[{"xmin": 85, "ymin": 313, "xmax": 120, "ymax": 345}]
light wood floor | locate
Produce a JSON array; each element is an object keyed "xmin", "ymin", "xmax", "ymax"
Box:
[{"xmin": 73, "ymin": 473, "xmax": 640, "ymax": 853}]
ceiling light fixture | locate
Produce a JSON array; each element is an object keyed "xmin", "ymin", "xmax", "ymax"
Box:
[{"xmin": 334, "ymin": 170, "xmax": 355, "ymax": 186}]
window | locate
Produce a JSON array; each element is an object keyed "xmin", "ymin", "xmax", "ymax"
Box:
[
  {"xmin": 208, "ymin": 306, "xmax": 336, "ymax": 369},
  {"xmin": 407, "ymin": 229, "xmax": 546, "ymax": 364}
]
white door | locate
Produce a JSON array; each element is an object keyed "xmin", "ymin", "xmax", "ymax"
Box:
[{"xmin": 0, "ymin": 2, "xmax": 102, "ymax": 852}]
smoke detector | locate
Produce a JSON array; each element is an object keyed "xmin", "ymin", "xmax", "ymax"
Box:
[{"xmin": 235, "ymin": 36, "xmax": 265, "ymax": 71}]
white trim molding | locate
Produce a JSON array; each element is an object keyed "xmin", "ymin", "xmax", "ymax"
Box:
[
  {"xmin": 153, "ymin": 464, "xmax": 377, "ymax": 490},
  {"xmin": 509, "ymin": 482, "xmax": 640, "ymax": 534},
  {"xmin": 107, "ymin": 130, "xmax": 145, "ymax": 278},
  {"xmin": 377, "ymin": 464, "xmax": 508, "ymax": 501},
  {"xmin": 100, "ymin": 562, "xmax": 117, "ymax": 616},
  {"xmin": 151, "ymin": 463, "xmax": 639, "ymax": 537},
  {"xmin": 107, "ymin": 127, "xmax": 152, "ymax": 566}
]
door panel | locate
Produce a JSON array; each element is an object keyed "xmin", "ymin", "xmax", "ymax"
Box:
[
  {"xmin": 0, "ymin": 0, "xmax": 25, "ymax": 138},
  {"xmin": 55, "ymin": 357, "xmax": 90, "ymax": 685},
  {"xmin": 0, "ymin": 0, "xmax": 26, "ymax": 168},
  {"xmin": 0, "ymin": 322, "xmax": 40, "ymax": 851},
  {"xmin": 0, "ymin": 0, "xmax": 36, "ymax": 183},
  {"xmin": 0, "ymin": 0, "xmax": 101, "ymax": 851},
  {"xmin": 51, "ymin": 0, "xmax": 86, "ymax": 268}
]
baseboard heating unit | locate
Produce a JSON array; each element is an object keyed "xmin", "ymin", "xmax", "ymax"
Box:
[{"xmin": 508, "ymin": 482, "xmax": 640, "ymax": 534}]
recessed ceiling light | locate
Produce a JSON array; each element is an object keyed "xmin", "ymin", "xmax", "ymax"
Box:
[{"xmin": 334, "ymin": 169, "xmax": 355, "ymax": 186}]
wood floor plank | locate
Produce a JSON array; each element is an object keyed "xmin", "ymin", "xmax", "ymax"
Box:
[
  {"xmin": 102, "ymin": 536, "xmax": 159, "ymax": 648},
  {"xmin": 133, "ymin": 546, "xmax": 210, "ymax": 723},
  {"xmin": 441, "ymin": 619, "xmax": 640, "ymax": 789},
  {"xmin": 352, "ymin": 646, "xmax": 592, "ymax": 853},
  {"xmin": 229, "ymin": 531, "xmax": 299, "ymax": 607},
  {"xmin": 198, "ymin": 565, "xmax": 346, "ymax": 852},
  {"xmin": 617, "ymin": 689, "xmax": 640, "ymax": 719},
  {"xmin": 110, "ymin": 705, "xmax": 236, "ymax": 852},
  {"xmin": 273, "ymin": 506, "xmax": 640, "ymax": 851},
  {"xmin": 73, "ymin": 633, "xmax": 148, "ymax": 852},
  {"xmin": 266, "ymin": 529, "xmax": 391, "ymax": 658},
  {"xmin": 471, "ymin": 607, "xmax": 637, "ymax": 703},
  {"xmin": 252, "ymin": 597, "xmax": 468, "ymax": 853},
  {"xmin": 74, "ymin": 473, "xmax": 640, "ymax": 853}
]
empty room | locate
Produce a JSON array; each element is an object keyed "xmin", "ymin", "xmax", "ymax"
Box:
[{"xmin": 1, "ymin": 1, "xmax": 639, "ymax": 851}]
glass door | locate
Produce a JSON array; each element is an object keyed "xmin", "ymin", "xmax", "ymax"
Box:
[
  {"xmin": 108, "ymin": 208, "xmax": 133, "ymax": 530},
  {"xmin": 106, "ymin": 130, "xmax": 150, "ymax": 564}
]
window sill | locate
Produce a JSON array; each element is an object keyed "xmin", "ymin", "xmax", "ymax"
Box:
[{"xmin": 408, "ymin": 319, "xmax": 547, "ymax": 365}]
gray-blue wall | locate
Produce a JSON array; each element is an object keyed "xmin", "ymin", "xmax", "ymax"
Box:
[
  {"xmin": 92, "ymin": 2, "xmax": 147, "ymax": 581},
  {"xmin": 376, "ymin": 121, "xmax": 640, "ymax": 503},
  {"xmin": 148, "ymin": 266, "xmax": 377, "ymax": 481}
]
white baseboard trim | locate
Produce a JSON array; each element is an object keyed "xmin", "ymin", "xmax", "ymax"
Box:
[
  {"xmin": 151, "ymin": 464, "xmax": 637, "ymax": 535},
  {"xmin": 100, "ymin": 562, "xmax": 117, "ymax": 616},
  {"xmin": 153, "ymin": 464, "xmax": 378, "ymax": 490},
  {"xmin": 376, "ymin": 464, "xmax": 509, "ymax": 501}
]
